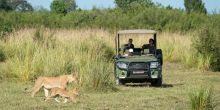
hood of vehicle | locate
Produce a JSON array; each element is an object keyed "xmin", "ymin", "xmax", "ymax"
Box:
[{"xmin": 117, "ymin": 56, "xmax": 157, "ymax": 62}]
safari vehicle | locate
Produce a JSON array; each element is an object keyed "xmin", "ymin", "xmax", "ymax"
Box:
[{"xmin": 114, "ymin": 30, "xmax": 163, "ymax": 86}]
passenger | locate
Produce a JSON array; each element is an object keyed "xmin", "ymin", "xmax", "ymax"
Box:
[
  {"xmin": 142, "ymin": 38, "xmax": 155, "ymax": 54},
  {"xmin": 128, "ymin": 48, "xmax": 134, "ymax": 56},
  {"xmin": 124, "ymin": 49, "xmax": 133, "ymax": 56}
]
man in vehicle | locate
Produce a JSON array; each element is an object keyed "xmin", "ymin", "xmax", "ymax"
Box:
[
  {"xmin": 142, "ymin": 38, "xmax": 155, "ymax": 54},
  {"xmin": 125, "ymin": 38, "xmax": 134, "ymax": 49},
  {"xmin": 123, "ymin": 38, "xmax": 134, "ymax": 54}
]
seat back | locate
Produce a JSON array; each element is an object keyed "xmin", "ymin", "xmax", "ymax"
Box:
[{"xmin": 142, "ymin": 49, "xmax": 150, "ymax": 55}]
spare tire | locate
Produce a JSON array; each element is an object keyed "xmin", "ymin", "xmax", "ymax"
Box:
[{"xmin": 156, "ymin": 49, "xmax": 163, "ymax": 65}]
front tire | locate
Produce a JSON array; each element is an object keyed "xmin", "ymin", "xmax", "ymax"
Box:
[
  {"xmin": 156, "ymin": 49, "xmax": 163, "ymax": 66},
  {"xmin": 151, "ymin": 78, "xmax": 162, "ymax": 87},
  {"xmin": 115, "ymin": 78, "xmax": 124, "ymax": 85}
]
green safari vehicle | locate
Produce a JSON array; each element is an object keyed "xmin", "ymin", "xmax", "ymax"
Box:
[{"xmin": 114, "ymin": 29, "xmax": 163, "ymax": 86}]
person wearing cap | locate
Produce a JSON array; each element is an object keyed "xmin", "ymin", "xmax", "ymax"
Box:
[
  {"xmin": 128, "ymin": 48, "xmax": 134, "ymax": 56},
  {"xmin": 124, "ymin": 48, "xmax": 134, "ymax": 56}
]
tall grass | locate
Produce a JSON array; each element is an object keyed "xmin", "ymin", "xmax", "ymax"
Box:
[
  {"xmin": 189, "ymin": 87, "xmax": 214, "ymax": 110},
  {"xmin": 0, "ymin": 28, "xmax": 212, "ymax": 90},
  {"xmin": 0, "ymin": 28, "xmax": 116, "ymax": 91},
  {"xmin": 0, "ymin": 45, "xmax": 6, "ymax": 62},
  {"xmin": 158, "ymin": 32, "xmax": 210, "ymax": 70}
]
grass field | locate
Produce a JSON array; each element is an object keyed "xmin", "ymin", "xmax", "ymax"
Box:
[
  {"xmin": 0, "ymin": 29, "xmax": 219, "ymax": 110},
  {"xmin": 0, "ymin": 63, "xmax": 220, "ymax": 110}
]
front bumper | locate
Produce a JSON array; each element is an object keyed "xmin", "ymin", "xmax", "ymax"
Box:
[{"xmin": 116, "ymin": 66, "xmax": 162, "ymax": 80}]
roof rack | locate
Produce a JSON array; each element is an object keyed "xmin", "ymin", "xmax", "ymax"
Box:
[{"xmin": 117, "ymin": 29, "xmax": 157, "ymax": 34}]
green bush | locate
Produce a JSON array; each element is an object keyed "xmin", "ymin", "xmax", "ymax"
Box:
[
  {"xmin": 0, "ymin": 7, "xmax": 216, "ymax": 32},
  {"xmin": 0, "ymin": 23, "xmax": 13, "ymax": 40},
  {"xmin": 194, "ymin": 26, "xmax": 220, "ymax": 71},
  {"xmin": 1, "ymin": 7, "xmax": 220, "ymax": 71}
]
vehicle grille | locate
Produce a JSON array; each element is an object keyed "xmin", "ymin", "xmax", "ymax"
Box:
[
  {"xmin": 127, "ymin": 62, "xmax": 150, "ymax": 78},
  {"xmin": 128, "ymin": 62, "xmax": 149, "ymax": 70}
]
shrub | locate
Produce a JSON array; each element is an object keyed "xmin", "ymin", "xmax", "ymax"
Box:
[
  {"xmin": 0, "ymin": 23, "xmax": 13, "ymax": 41},
  {"xmin": 0, "ymin": 7, "xmax": 218, "ymax": 32},
  {"xmin": 193, "ymin": 26, "xmax": 220, "ymax": 71}
]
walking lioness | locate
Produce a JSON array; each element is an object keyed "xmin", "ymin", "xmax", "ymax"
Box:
[
  {"xmin": 31, "ymin": 74, "xmax": 78, "ymax": 98},
  {"xmin": 45, "ymin": 88, "xmax": 79, "ymax": 103}
]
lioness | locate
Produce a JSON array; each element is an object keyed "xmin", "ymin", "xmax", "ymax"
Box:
[
  {"xmin": 45, "ymin": 87, "xmax": 79, "ymax": 103},
  {"xmin": 31, "ymin": 74, "xmax": 78, "ymax": 98}
]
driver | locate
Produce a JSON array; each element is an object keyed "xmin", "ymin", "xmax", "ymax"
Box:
[
  {"xmin": 125, "ymin": 38, "xmax": 134, "ymax": 49},
  {"xmin": 123, "ymin": 38, "xmax": 134, "ymax": 54}
]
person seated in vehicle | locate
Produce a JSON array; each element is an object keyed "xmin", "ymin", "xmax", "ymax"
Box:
[
  {"xmin": 142, "ymin": 38, "xmax": 155, "ymax": 54},
  {"xmin": 125, "ymin": 38, "xmax": 134, "ymax": 49},
  {"xmin": 123, "ymin": 38, "xmax": 134, "ymax": 53}
]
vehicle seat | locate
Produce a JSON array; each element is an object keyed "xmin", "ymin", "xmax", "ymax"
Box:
[
  {"xmin": 142, "ymin": 49, "xmax": 150, "ymax": 55},
  {"xmin": 142, "ymin": 44, "xmax": 150, "ymax": 55}
]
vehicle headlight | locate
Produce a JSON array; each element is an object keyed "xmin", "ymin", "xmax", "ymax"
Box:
[
  {"xmin": 150, "ymin": 62, "xmax": 159, "ymax": 68},
  {"xmin": 116, "ymin": 62, "xmax": 128, "ymax": 69}
]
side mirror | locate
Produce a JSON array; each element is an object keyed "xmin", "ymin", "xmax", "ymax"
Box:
[
  {"xmin": 119, "ymin": 48, "xmax": 121, "ymax": 51},
  {"xmin": 112, "ymin": 55, "xmax": 116, "ymax": 59},
  {"xmin": 113, "ymin": 54, "xmax": 120, "ymax": 60}
]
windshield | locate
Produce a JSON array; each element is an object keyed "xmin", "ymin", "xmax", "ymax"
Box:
[{"xmin": 118, "ymin": 34, "xmax": 156, "ymax": 57}]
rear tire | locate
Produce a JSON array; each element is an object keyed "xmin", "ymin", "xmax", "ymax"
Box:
[{"xmin": 151, "ymin": 78, "xmax": 162, "ymax": 87}]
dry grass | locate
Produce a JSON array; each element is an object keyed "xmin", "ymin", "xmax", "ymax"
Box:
[
  {"xmin": 0, "ymin": 29, "xmax": 219, "ymax": 109},
  {"xmin": 0, "ymin": 29, "xmax": 211, "ymax": 82}
]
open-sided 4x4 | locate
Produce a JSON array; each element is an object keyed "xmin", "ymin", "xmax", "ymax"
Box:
[{"xmin": 114, "ymin": 29, "xmax": 163, "ymax": 87}]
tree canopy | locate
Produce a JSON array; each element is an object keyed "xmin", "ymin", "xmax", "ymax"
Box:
[
  {"xmin": 115, "ymin": 0, "xmax": 154, "ymax": 9},
  {"xmin": 50, "ymin": 0, "xmax": 77, "ymax": 15},
  {"xmin": 0, "ymin": 0, "xmax": 33, "ymax": 12},
  {"xmin": 0, "ymin": 0, "xmax": 13, "ymax": 11},
  {"xmin": 184, "ymin": 0, "xmax": 207, "ymax": 14}
]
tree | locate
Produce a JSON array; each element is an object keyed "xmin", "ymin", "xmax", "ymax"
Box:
[
  {"xmin": 115, "ymin": 0, "xmax": 154, "ymax": 9},
  {"xmin": 50, "ymin": 0, "xmax": 77, "ymax": 15},
  {"xmin": 51, "ymin": 0, "xmax": 66, "ymax": 14},
  {"xmin": 0, "ymin": 0, "xmax": 13, "ymax": 11},
  {"xmin": 184, "ymin": 0, "xmax": 207, "ymax": 14},
  {"xmin": 0, "ymin": 0, "xmax": 33, "ymax": 12},
  {"xmin": 64, "ymin": 0, "xmax": 77, "ymax": 12},
  {"xmin": 12, "ymin": 0, "xmax": 33, "ymax": 12},
  {"xmin": 166, "ymin": 5, "xmax": 173, "ymax": 10}
]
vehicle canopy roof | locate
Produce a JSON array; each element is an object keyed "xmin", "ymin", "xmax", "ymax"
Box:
[{"xmin": 117, "ymin": 29, "xmax": 157, "ymax": 35}]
